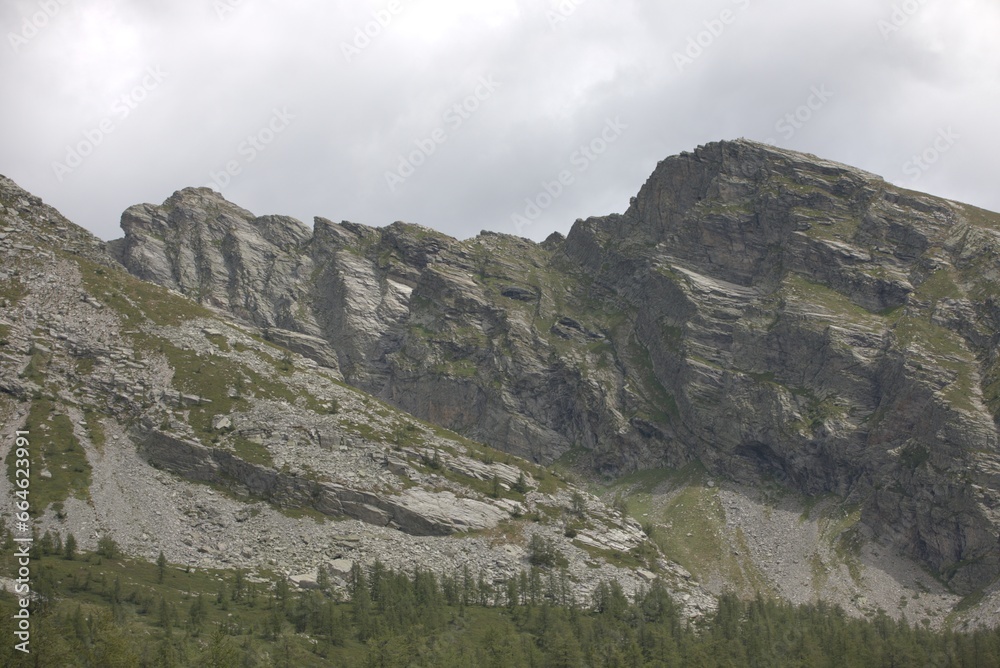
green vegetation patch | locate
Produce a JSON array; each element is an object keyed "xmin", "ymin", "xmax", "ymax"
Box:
[
  {"xmin": 626, "ymin": 337, "xmax": 680, "ymax": 424},
  {"xmin": 782, "ymin": 274, "xmax": 883, "ymax": 325},
  {"xmin": 792, "ymin": 392, "xmax": 848, "ymax": 435},
  {"xmin": 19, "ymin": 348, "xmax": 47, "ymax": 385},
  {"xmin": 431, "ymin": 358, "xmax": 479, "ymax": 379},
  {"xmin": 134, "ymin": 334, "xmax": 335, "ymax": 466},
  {"xmin": 2, "ymin": 537, "xmax": 1000, "ymax": 667},
  {"xmin": 0, "ymin": 275, "xmax": 27, "ymax": 306},
  {"xmin": 574, "ymin": 539, "xmax": 659, "ymax": 572},
  {"xmin": 7, "ymin": 399, "xmax": 92, "ymax": 512},
  {"xmin": 654, "ymin": 482, "xmax": 732, "ymax": 582},
  {"xmin": 816, "ymin": 503, "xmax": 864, "ymax": 585},
  {"xmin": 78, "ymin": 259, "xmax": 212, "ymax": 326},
  {"xmin": 914, "ymin": 268, "xmax": 961, "ymax": 303},
  {"xmin": 796, "ymin": 208, "xmax": 861, "ymax": 243},
  {"xmin": 606, "ymin": 462, "xmax": 770, "ymax": 593},
  {"xmin": 956, "ymin": 201, "xmax": 1000, "ymax": 231},
  {"xmin": 594, "ymin": 467, "xmax": 680, "ymax": 522},
  {"xmin": 892, "ymin": 312, "xmax": 977, "ymax": 413},
  {"xmin": 81, "ymin": 409, "xmax": 107, "ymax": 452},
  {"xmin": 205, "ymin": 332, "xmax": 230, "ymax": 352},
  {"xmin": 694, "ymin": 199, "xmax": 755, "ymax": 218}
]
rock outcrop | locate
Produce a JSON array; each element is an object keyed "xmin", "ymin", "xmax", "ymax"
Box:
[
  {"xmin": 6, "ymin": 137, "xmax": 1000, "ymax": 620},
  {"xmin": 108, "ymin": 140, "xmax": 1000, "ymax": 595},
  {"xmin": 1, "ymin": 171, "xmax": 706, "ymax": 612},
  {"xmin": 135, "ymin": 427, "xmax": 508, "ymax": 535}
]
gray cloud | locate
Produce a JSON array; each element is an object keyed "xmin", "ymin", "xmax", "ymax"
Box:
[{"xmin": 2, "ymin": 0, "xmax": 998, "ymax": 242}]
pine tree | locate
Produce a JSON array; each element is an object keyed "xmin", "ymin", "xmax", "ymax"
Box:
[
  {"xmin": 156, "ymin": 636, "xmax": 180, "ymax": 668},
  {"xmin": 71, "ymin": 604, "xmax": 88, "ymax": 644},
  {"xmin": 316, "ymin": 564, "xmax": 331, "ymax": 595},
  {"xmin": 350, "ymin": 563, "xmax": 373, "ymax": 642},
  {"xmin": 217, "ymin": 578, "xmax": 229, "ymax": 610},
  {"xmin": 232, "ymin": 568, "xmax": 245, "ymax": 602},
  {"xmin": 64, "ymin": 532, "xmax": 77, "ymax": 560},
  {"xmin": 188, "ymin": 595, "xmax": 207, "ymax": 636},
  {"xmin": 158, "ymin": 597, "xmax": 174, "ymax": 635},
  {"xmin": 40, "ymin": 530, "xmax": 53, "ymax": 556},
  {"xmin": 274, "ymin": 575, "xmax": 290, "ymax": 611},
  {"xmin": 202, "ymin": 628, "xmax": 240, "ymax": 667},
  {"xmin": 505, "ymin": 575, "xmax": 519, "ymax": 611},
  {"xmin": 97, "ymin": 535, "xmax": 118, "ymax": 559},
  {"xmin": 512, "ymin": 471, "xmax": 529, "ymax": 494}
]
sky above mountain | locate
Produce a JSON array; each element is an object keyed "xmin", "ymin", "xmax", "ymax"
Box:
[{"xmin": 2, "ymin": 0, "xmax": 998, "ymax": 242}]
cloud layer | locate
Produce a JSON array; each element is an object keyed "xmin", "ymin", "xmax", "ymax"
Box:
[{"xmin": 2, "ymin": 0, "xmax": 998, "ymax": 242}]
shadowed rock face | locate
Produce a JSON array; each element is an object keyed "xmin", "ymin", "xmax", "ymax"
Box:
[{"xmin": 110, "ymin": 140, "xmax": 1000, "ymax": 593}]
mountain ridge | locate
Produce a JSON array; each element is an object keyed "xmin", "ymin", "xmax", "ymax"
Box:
[
  {"xmin": 4, "ymin": 139, "xmax": 1000, "ymax": 626},
  {"xmin": 0, "ymin": 170, "xmax": 714, "ymax": 618},
  {"xmin": 105, "ymin": 139, "xmax": 1000, "ymax": 598}
]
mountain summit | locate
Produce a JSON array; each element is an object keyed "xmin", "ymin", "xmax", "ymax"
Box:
[
  {"xmin": 5, "ymin": 140, "xmax": 1000, "ymax": 628},
  {"xmin": 109, "ymin": 140, "xmax": 1000, "ymax": 596}
]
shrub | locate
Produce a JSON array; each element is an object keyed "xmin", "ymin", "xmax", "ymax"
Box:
[
  {"xmin": 528, "ymin": 534, "xmax": 566, "ymax": 568},
  {"xmin": 97, "ymin": 535, "xmax": 119, "ymax": 559}
]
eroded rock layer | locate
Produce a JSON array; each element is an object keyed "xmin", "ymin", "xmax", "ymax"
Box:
[{"xmin": 99, "ymin": 140, "xmax": 1000, "ymax": 593}]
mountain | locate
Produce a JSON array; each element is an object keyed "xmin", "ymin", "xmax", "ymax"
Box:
[
  {"xmin": 0, "ymin": 172, "xmax": 709, "ymax": 622},
  {"xmin": 5, "ymin": 139, "xmax": 1000, "ymax": 629}
]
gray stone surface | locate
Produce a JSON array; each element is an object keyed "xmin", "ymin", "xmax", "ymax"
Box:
[
  {"xmin": 7, "ymin": 138, "xmax": 1000, "ymax": 623},
  {"xmin": 106, "ymin": 141, "xmax": 1000, "ymax": 595}
]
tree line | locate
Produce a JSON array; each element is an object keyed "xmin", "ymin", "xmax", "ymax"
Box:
[{"xmin": 2, "ymin": 530, "xmax": 1000, "ymax": 666}]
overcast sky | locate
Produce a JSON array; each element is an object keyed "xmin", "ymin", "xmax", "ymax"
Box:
[{"xmin": 2, "ymin": 0, "xmax": 998, "ymax": 243}]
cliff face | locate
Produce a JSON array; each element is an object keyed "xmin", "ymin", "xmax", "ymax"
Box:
[
  {"xmin": 566, "ymin": 142, "xmax": 1000, "ymax": 594},
  {"xmin": 2, "ymin": 173, "xmax": 702, "ymax": 614},
  {"xmin": 108, "ymin": 140, "xmax": 1000, "ymax": 594}
]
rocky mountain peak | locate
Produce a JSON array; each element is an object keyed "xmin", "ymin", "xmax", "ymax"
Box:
[
  {"xmin": 2, "ymin": 171, "xmax": 714, "ymax": 624},
  {"xmin": 12, "ymin": 139, "xmax": 1000, "ymax": 610}
]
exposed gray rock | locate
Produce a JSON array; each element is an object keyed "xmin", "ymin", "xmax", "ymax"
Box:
[
  {"xmin": 106, "ymin": 140, "xmax": 1000, "ymax": 594},
  {"xmin": 211, "ymin": 415, "xmax": 232, "ymax": 431},
  {"xmin": 7, "ymin": 138, "xmax": 1000, "ymax": 621},
  {"xmin": 289, "ymin": 570, "xmax": 320, "ymax": 589},
  {"xmin": 136, "ymin": 428, "xmax": 507, "ymax": 536},
  {"xmin": 262, "ymin": 327, "xmax": 340, "ymax": 370}
]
